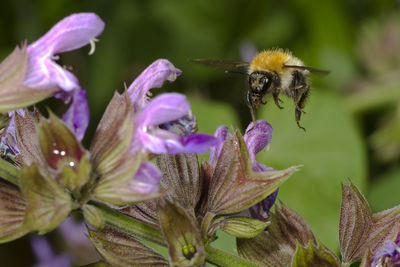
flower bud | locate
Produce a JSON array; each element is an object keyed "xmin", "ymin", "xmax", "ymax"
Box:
[
  {"xmin": 215, "ymin": 217, "xmax": 269, "ymax": 238},
  {"xmin": 83, "ymin": 204, "xmax": 105, "ymax": 229}
]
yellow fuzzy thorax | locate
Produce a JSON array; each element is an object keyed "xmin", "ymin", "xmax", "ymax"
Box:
[{"xmin": 249, "ymin": 49, "xmax": 292, "ymax": 74}]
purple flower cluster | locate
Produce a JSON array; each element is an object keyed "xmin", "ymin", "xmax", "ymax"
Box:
[{"xmin": 1, "ymin": 13, "xmax": 218, "ymax": 206}]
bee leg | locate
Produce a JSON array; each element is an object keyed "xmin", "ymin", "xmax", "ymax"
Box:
[
  {"xmin": 273, "ymin": 92, "xmax": 284, "ymax": 109},
  {"xmin": 295, "ymin": 108, "xmax": 306, "ymax": 131},
  {"xmin": 295, "ymin": 105, "xmax": 307, "ymax": 114},
  {"xmin": 246, "ymin": 91, "xmax": 257, "ymax": 131},
  {"xmin": 294, "ymin": 88, "xmax": 309, "ymax": 131}
]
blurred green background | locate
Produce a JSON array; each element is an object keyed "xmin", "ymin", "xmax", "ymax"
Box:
[{"xmin": 1, "ymin": 0, "xmax": 400, "ymax": 265}]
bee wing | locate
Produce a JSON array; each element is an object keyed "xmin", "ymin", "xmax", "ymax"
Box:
[
  {"xmin": 283, "ymin": 64, "xmax": 330, "ymax": 75},
  {"xmin": 191, "ymin": 59, "xmax": 250, "ymax": 70}
]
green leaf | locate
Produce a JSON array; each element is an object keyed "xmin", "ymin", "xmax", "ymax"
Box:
[
  {"xmin": 0, "ymin": 179, "xmax": 29, "ymax": 243},
  {"xmin": 217, "ymin": 217, "xmax": 269, "ymax": 238},
  {"xmin": 88, "ymin": 227, "xmax": 168, "ymax": 267},
  {"xmin": 20, "ymin": 164, "xmax": 73, "ymax": 234},
  {"xmin": 258, "ymin": 90, "xmax": 367, "ymax": 250},
  {"xmin": 292, "ymin": 241, "xmax": 340, "ymax": 267}
]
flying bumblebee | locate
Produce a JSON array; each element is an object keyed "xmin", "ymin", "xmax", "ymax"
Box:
[{"xmin": 193, "ymin": 49, "xmax": 329, "ymax": 131}]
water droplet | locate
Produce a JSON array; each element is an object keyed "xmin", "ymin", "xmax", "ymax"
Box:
[
  {"xmin": 69, "ymin": 161, "xmax": 75, "ymax": 167},
  {"xmin": 60, "ymin": 150, "xmax": 66, "ymax": 156},
  {"xmin": 53, "ymin": 149, "xmax": 59, "ymax": 155}
]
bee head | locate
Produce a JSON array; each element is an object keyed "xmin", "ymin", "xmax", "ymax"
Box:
[{"xmin": 248, "ymin": 71, "xmax": 276, "ymax": 97}]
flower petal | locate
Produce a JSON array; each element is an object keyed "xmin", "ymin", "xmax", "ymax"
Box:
[
  {"xmin": 24, "ymin": 13, "xmax": 105, "ymax": 91},
  {"xmin": 127, "ymin": 59, "xmax": 182, "ymax": 111},
  {"xmin": 208, "ymin": 125, "xmax": 228, "ymax": 165},
  {"xmin": 138, "ymin": 128, "xmax": 218, "ymax": 154},
  {"xmin": 62, "ymin": 89, "xmax": 89, "ymax": 141},
  {"xmin": 28, "ymin": 13, "xmax": 105, "ymax": 56},
  {"xmin": 31, "ymin": 236, "xmax": 72, "ymax": 267},
  {"xmin": 135, "ymin": 93, "xmax": 190, "ymax": 127},
  {"xmin": 244, "ymin": 120, "xmax": 273, "ymax": 162},
  {"xmin": 1, "ymin": 115, "xmax": 20, "ymax": 155},
  {"xmin": 371, "ymin": 236, "xmax": 400, "ymax": 266},
  {"xmin": 129, "ymin": 162, "xmax": 161, "ymax": 194},
  {"xmin": 248, "ymin": 189, "xmax": 279, "ymax": 221}
]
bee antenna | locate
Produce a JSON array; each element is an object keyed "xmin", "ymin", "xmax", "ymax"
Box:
[{"xmin": 224, "ymin": 70, "xmax": 248, "ymax": 76}]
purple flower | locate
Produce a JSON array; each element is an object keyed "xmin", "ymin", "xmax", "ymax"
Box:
[
  {"xmin": 244, "ymin": 121, "xmax": 278, "ymax": 221},
  {"xmin": 24, "ymin": 13, "xmax": 104, "ymax": 92},
  {"xmin": 62, "ymin": 89, "xmax": 90, "ymax": 141},
  {"xmin": 127, "ymin": 59, "xmax": 218, "ymax": 154},
  {"xmin": 31, "ymin": 236, "xmax": 72, "ymax": 267},
  {"xmin": 370, "ymin": 231, "xmax": 400, "ymax": 266},
  {"xmin": 1, "ymin": 13, "xmax": 103, "ymax": 149},
  {"xmin": 129, "ymin": 162, "xmax": 163, "ymax": 194},
  {"xmin": 23, "ymin": 13, "xmax": 103, "ymax": 140},
  {"xmin": 58, "ymin": 217, "xmax": 100, "ymax": 264},
  {"xmin": 210, "ymin": 121, "xmax": 278, "ymax": 221}
]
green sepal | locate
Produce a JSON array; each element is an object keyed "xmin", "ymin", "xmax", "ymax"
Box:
[
  {"xmin": 205, "ymin": 130, "xmax": 300, "ymax": 216},
  {"xmin": 91, "ymin": 92, "xmax": 162, "ymax": 205},
  {"xmin": 237, "ymin": 203, "xmax": 317, "ymax": 267},
  {"xmin": 88, "ymin": 227, "xmax": 168, "ymax": 267},
  {"xmin": 215, "ymin": 217, "xmax": 269, "ymax": 239},
  {"xmin": 83, "ymin": 204, "xmax": 105, "ymax": 229},
  {"xmin": 158, "ymin": 200, "xmax": 205, "ymax": 267},
  {"xmin": 0, "ymin": 44, "xmax": 57, "ymax": 112},
  {"xmin": 61, "ymin": 154, "xmax": 92, "ymax": 193},
  {"xmin": 36, "ymin": 111, "xmax": 90, "ymax": 187},
  {"xmin": 20, "ymin": 163, "xmax": 74, "ymax": 234},
  {"xmin": 339, "ymin": 181, "xmax": 400, "ymax": 264},
  {"xmin": 292, "ymin": 241, "xmax": 340, "ymax": 267},
  {"xmin": 0, "ymin": 179, "xmax": 29, "ymax": 243}
]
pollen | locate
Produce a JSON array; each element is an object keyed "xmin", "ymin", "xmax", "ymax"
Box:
[{"xmin": 249, "ymin": 49, "xmax": 292, "ymax": 74}]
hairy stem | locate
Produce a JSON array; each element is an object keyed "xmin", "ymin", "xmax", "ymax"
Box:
[
  {"xmin": 98, "ymin": 205, "xmax": 257, "ymax": 266},
  {"xmin": 98, "ymin": 204, "xmax": 165, "ymax": 246},
  {"xmin": 205, "ymin": 245, "xmax": 259, "ymax": 267}
]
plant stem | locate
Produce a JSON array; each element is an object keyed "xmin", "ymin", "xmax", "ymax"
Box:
[
  {"xmin": 98, "ymin": 204, "xmax": 165, "ymax": 246},
  {"xmin": 0, "ymin": 158, "xmax": 19, "ymax": 185},
  {"xmin": 205, "ymin": 245, "xmax": 259, "ymax": 267},
  {"xmin": 99, "ymin": 205, "xmax": 258, "ymax": 266}
]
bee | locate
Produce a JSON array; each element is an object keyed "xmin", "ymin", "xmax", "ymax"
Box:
[{"xmin": 192, "ymin": 49, "xmax": 329, "ymax": 131}]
